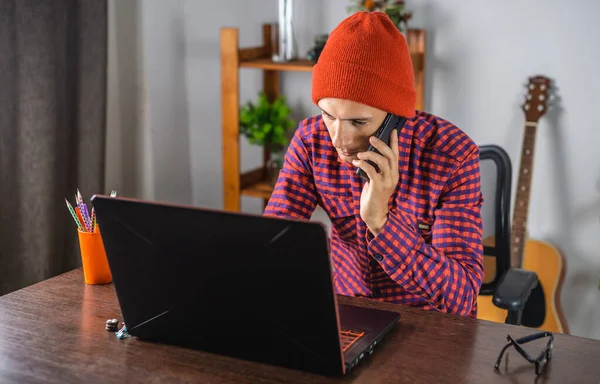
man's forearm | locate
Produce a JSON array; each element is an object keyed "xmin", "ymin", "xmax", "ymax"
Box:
[
  {"xmin": 365, "ymin": 209, "xmax": 484, "ymax": 316},
  {"xmin": 264, "ymin": 170, "xmax": 317, "ymax": 220}
]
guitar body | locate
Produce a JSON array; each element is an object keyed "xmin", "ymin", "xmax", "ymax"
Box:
[
  {"xmin": 520, "ymin": 238, "xmax": 568, "ymax": 333},
  {"xmin": 478, "ymin": 236, "xmax": 506, "ymax": 321},
  {"xmin": 477, "ymin": 237, "xmax": 568, "ymax": 333},
  {"xmin": 482, "ymin": 236, "xmax": 497, "ymax": 285}
]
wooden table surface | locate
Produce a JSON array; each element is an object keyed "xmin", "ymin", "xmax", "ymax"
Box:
[{"xmin": 0, "ymin": 268, "xmax": 599, "ymax": 383}]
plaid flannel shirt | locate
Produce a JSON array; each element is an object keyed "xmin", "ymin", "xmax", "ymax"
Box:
[{"xmin": 264, "ymin": 111, "xmax": 484, "ymax": 317}]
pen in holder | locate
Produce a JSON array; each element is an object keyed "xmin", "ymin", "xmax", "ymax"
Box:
[
  {"xmin": 77, "ymin": 227, "xmax": 112, "ymax": 284},
  {"xmin": 66, "ymin": 189, "xmax": 113, "ymax": 284}
]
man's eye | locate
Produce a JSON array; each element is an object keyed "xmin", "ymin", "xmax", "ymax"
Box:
[
  {"xmin": 352, "ymin": 120, "xmax": 367, "ymax": 126},
  {"xmin": 322, "ymin": 111, "xmax": 333, "ymax": 119}
]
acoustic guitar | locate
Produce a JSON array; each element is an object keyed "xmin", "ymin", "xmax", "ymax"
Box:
[{"xmin": 477, "ymin": 76, "xmax": 569, "ymax": 334}]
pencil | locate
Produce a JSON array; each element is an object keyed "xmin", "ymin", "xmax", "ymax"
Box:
[
  {"xmin": 75, "ymin": 207, "xmax": 85, "ymax": 230},
  {"xmin": 76, "ymin": 189, "xmax": 92, "ymax": 232},
  {"xmin": 75, "ymin": 192, "xmax": 86, "ymax": 231},
  {"xmin": 91, "ymin": 208, "xmax": 96, "ymax": 232},
  {"xmin": 65, "ymin": 198, "xmax": 84, "ymax": 231}
]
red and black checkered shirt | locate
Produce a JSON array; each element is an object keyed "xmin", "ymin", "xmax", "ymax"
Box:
[{"xmin": 264, "ymin": 111, "xmax": 484, "ymax": 317}]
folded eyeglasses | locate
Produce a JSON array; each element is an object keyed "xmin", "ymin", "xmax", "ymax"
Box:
[{"xmin": 494, "ymin": 331, "xmax": 553, "ymax": 375}]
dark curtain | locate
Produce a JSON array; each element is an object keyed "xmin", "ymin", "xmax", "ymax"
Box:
[{"xmin": 0, "ymin": 0, "xmax": 107, "ymax": 295}]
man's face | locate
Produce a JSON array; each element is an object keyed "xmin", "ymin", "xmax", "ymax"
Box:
[{"xmin": 318, "ymin": 98, "xmax": 388, "ymax": 163}]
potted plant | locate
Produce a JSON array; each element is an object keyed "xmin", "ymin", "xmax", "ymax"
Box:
[
  {"xmin": 239, "ymin": 91, "xmax": 295, "ymax": 185},
  {"xmin": 347, "ymin": 0, "xmax": 413, "ymax": 34}
]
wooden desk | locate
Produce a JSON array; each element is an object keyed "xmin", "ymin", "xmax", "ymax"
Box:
[{"xmin": 0, "ymin": 269, "xmax": 599, "ymax": 383}]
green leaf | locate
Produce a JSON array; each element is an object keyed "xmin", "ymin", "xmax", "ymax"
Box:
[{"xmin": 239, "ymin": 92, "xmax": 296, "ymax": 149}]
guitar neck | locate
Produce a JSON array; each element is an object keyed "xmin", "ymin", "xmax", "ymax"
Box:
[{"xmin": 511, "ymin": 122, "xmax": 538, "ymax": 267}]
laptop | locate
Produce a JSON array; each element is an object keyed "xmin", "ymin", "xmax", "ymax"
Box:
[{"xmin": 91, "ymin": 195, "xmax": 401, "ymax": 376}]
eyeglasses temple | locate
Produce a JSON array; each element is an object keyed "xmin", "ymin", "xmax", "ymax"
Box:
[
  {"xmin": 494, "ymin": 341, "xmax": 514, "ymax": 369},
  {"xmin": 515, "ymin": 331, "xmax": 553, "ymax": 344}
]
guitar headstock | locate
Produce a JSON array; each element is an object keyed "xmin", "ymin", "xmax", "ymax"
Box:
[{"xmin": 522, "ymin": 75, "xmax": 552, "ymax": 123}]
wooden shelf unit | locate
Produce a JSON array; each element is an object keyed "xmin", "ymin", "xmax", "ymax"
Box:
[{"xmin": 221, "ymin": 23, "xmax": 426, "ymax": 212}]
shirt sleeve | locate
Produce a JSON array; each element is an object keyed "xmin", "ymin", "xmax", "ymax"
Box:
[
  {"xmin": 366, "ymin": 147, "xmax": 484, "ymax": 316},
  {"xmin": 263, "ymin": 127, "xmax": 318, "ymax": 220}
]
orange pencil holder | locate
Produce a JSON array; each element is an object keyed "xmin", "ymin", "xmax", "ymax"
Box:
[{"xmin": 77, "ymin": 227, "xmax": 112, "ymax": 284}]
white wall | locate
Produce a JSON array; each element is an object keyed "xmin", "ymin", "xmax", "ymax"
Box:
[{"xmin": 106, "ymin": 0, "xmax": 600, "ymax": 339}]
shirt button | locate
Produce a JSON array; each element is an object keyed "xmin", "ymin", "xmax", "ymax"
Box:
[{"xmin": 372, "ymin": 253, "xmax": 383, "ymax": 261}]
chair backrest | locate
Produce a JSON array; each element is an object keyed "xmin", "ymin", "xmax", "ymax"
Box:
[{"xmin": 479, "ymin": 144, "xmax": 512, "ymax": 295}]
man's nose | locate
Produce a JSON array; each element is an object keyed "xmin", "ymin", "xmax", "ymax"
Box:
[{"xmin": 330, "ymin": 121, "xmax": 344, "ymax": 148}]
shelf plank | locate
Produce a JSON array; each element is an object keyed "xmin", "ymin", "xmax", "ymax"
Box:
[
  {"xmin": 241, "ymin": 181, "xmax": 274, "ymax": 200},
  {"xmin": 238, "ymin": 46, "xmax": 269, "ymax": 61},
  {"xmin": 240, "ymin": 58, "xmax": 314, "ymax": 72},
  {"xmin": 240, "ymin": 167, "xmax": 266, "ymax": 189},
  {"xmin": 240, "ymin": 54, "xmax": 422, "ymax": 73}
]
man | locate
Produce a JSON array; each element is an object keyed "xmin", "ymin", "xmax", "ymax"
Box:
[{"xmin": 264, "ymin": 11, "xmax": 484, "ymax": 317}]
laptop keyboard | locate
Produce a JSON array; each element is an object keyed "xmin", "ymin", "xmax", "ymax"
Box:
[{"xmin": 340, "ymin": 329, "xmax": 365, "ymax": 352}]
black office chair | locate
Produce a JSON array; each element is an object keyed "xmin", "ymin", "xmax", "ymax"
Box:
[{"xmin": 478, "ymin": 144, "xmax": 538, "ymax": 326}]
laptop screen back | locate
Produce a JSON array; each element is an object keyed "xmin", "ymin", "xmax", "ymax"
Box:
[{"xmin": 91, "ymin": 195, "xmax": 346, "ymax": 375}]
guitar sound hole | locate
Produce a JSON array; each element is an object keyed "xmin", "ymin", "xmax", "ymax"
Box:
[{"xmin": 521, "ymin": 283, "xmax": 546, "ymax": 328}]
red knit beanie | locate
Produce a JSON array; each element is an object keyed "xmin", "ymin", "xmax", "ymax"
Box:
[{"xmin": 312, "ymin": 11, "xmax": 416, "ymax": 118}]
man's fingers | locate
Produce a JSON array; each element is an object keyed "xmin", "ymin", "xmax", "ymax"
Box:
[
  {"xmin": 368, "ymin": 134, "xmax": 396, "ymax": 169},
  {"xmin": 352, "ymin": 159, "xmax": 379, "ymax": 181},
  {"xmin": 356, "ymin": 151, "xmax": 390, "ymax": 178}
]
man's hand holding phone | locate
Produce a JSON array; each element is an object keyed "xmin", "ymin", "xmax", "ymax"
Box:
[{"xmin": 352, "ymin": 128, "xmax": 400, "ymax": 236}]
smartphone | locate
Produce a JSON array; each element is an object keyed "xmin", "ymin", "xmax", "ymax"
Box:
[{"xmin": 356, "ymin": 113, "xmax": 406, "ymax": 182}]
